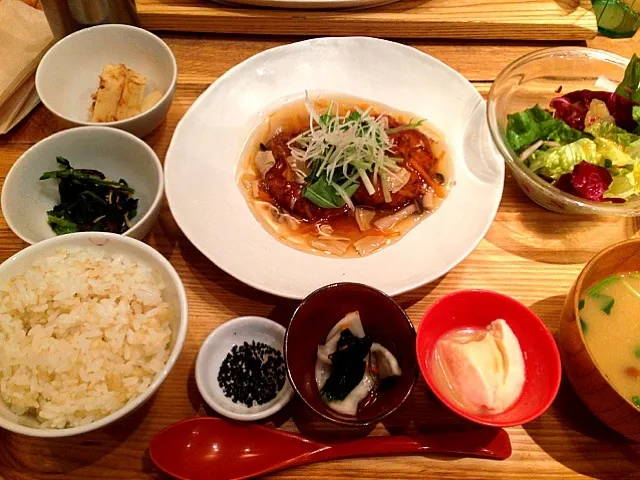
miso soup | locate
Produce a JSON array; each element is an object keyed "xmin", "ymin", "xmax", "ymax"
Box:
[{"xmin": 580, "ymin": 273, "xmax": 640, "ymax": 409}]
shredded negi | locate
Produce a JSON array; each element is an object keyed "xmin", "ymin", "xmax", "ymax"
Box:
[
  {"xmin": 287, "ymin": 100, "xmax": 424, "ymax": 210},
  {"xmin": 40, "ymin": 157, "xmax": 138, "ymax": 235},
  {"xmin": 505, "ymin": 53, "xmax": 640, "ymax": 203},
  {"xmin": 217, "ymin": 341, "xmax": 286, "ymax": 408}
]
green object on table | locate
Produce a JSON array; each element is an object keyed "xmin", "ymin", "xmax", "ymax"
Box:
[{"xmin": 592, "ymin": 0, "xmax": 640, "ymax": 38}]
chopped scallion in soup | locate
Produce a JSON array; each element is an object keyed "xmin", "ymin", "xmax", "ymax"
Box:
[{"xmin": 580, "ymin": 273, "xmax": 640, "ymax": 408}]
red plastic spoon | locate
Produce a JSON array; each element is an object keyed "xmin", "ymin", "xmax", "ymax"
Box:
[{"xmin": 149, "ymin": 417, "xmax": 511, "ymax": 480}]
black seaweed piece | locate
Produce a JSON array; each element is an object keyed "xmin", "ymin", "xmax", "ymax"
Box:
[
  {"xmin": 40, "ymin": 157, "xmax": 138, "ymax": 235},
  {"xmin": 320, "ymin": 330, "xmax": 373, "ymax": 403}
]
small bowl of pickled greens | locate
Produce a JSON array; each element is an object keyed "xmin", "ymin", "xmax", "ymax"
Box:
[
  {"xmin": 285, "ymin": 282, "xmax": 417, "ymax": 427},
  {"xmin": 487, "ymin": 46, "xmax": 640, "ymax": 215},
  {"xmin": 1, "ymin": 126, "xmax": 163, "ymax": 244},
  {"xmin": 40, "ymin": 157, "xmax": 139, "ymax": 235},
  {"xmin": 559, "ymin": 238, "xmax": 640, "ymax": 442}
]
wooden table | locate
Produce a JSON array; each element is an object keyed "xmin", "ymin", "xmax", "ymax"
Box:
[{"xmin": 1, "ymin": 30, "xmax": 640, "ymax": 480}]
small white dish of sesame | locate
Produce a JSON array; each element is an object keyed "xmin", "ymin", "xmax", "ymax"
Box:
[{"xmin": 195, "ymin": 316, "xmax": 294, "ymax": 421}]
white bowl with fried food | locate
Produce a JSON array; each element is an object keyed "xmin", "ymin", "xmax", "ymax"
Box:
[{"xmin": 35, "ymin": 24, "xmax": 177, "ymax": 138}]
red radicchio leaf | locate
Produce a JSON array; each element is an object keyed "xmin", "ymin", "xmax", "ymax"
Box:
[
  {"xmin": 554, "ymin": 173, "xmax": 574, "ymax": 194},
  {"xmin": 571, "ymin": 162, "xmax": 612, "ymax": 201},
  {"xmin": 550, "ymin": 90, "xmax": 639, "ymax": 132},
  {"xmin": 554, "ymin": 161, "xmax": 612, "ymax": 202}
]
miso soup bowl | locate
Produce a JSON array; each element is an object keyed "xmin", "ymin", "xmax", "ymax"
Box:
[
  {"xmin": 559, "ymin": 238, "xmax": 640, "ymax": 442},
  {"xmin": 284, "ymin": 283, "xmax": 418, "ymax": 427}
]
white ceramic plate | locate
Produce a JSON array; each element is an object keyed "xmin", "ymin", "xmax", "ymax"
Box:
[
  {"xmin": 165, "ymin": 37, "xmax": 504, "ymax": 299},
  {"xmin": 210, "ymin": 0, "xmax": 399, "ymax": 9}
]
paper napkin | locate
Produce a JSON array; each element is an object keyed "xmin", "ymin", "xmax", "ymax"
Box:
[{"xmin": 0, "ymin": 0, "xmax": 53, "ymax": 134}]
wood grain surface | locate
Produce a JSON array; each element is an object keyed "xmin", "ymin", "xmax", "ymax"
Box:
[
  {"xmin": 1, "ymin": 34, "xmax": 640, "ymax": 480},
  {"xmin": 137, "ymin": 0, "xmax": 598, "ymax": 41}
]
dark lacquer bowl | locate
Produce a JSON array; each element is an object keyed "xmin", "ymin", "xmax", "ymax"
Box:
[
  {"xmin": 416, "ymin": 290, "xmax": 561, "ymax": 427},
  {"xmin": 285, "ymin": 283, "xmax": 418, "ymax": 427}
]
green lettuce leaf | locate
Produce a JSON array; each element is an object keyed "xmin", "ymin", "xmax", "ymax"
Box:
[
  {"xmin": 605, "ymin": 175, "xmax": 636, "ymax": 198},
  {"xmin": 628, "ymin": 139, "xmax": 640, "ymax": 158},
  {"xmin": 528, "ymin": 138, "xmax": 600, "ymax": 179},
  {"xmin": 585, "ymin": 120, "xmax": 640, "ymax": 147},
  {"xmin": 604, "ymin": 163, "xmax": 640, "ymax": 199},
  {"xmin": 633, "ymin": 105, "xmax": 640, "ymax": 124},
  {"xmin": 615, "ymin": 54, "xmax": 640, "ymax": 103},
  {"xmin": 505, "ymin": 104, "xmax": 586, "ymax": 153},
  {"xmin": 584, "ymin": 120, "xmax": 640, "ymax": 168},
  {"xmin": 595, "ymin": 137, "xmax": 636, "ymax": 166}
]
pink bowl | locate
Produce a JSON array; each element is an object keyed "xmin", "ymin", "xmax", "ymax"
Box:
[{"xmin": 416, "ymin": 290, "xmax": 561, "ymax": 427}]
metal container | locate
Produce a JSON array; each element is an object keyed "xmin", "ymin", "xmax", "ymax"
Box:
[{"xmin": 40, "ymin": 0, "xmax": 140, "ymax": 39}]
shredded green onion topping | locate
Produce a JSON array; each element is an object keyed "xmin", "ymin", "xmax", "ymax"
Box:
[{"xmin": 287, "ymin": 98, "xmax": 418, "ymax": 209}]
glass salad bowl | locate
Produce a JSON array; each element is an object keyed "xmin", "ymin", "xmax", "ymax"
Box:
[{"xmin": 487, "ymin": 46, "xmax": 640, "ymax": 216}]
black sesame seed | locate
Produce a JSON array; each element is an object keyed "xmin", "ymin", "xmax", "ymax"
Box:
[{"xmin": 217, "ymin": 341, "xmax": 286, "ymax": 408}]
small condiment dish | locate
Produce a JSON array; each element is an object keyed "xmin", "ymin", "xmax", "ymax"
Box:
[
  {"xmin": 285, "ymin": 282, "xmax": 418, "ymax": 427},
  {"xmin": 196, "ymin": 316, "xmax": 294, "ymax": 421},
  {"xmin": 416, "ymin": 290, "xmax": 561, "ymax": 427},
  {"xmin": 36, "ymin": 24, "xmax": 177, "ymax": 138},
  {"xmin": 0, "ymin": 232, "xmax": 188, "ymax": 438},
  {"xmin": 1, "ymin": 126, "xmax": 163, "ymax": 244},
  {"xmin": 559, "ymin": 239, "xmax": 640, "ymax": 441}
]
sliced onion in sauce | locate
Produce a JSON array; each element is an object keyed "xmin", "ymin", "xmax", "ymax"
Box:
[
  {"xmin": 255, "ymin": 150, "xmax": 276, "ymax": 177},
  {"xmin": 316, "ymin": 224, "xmax": 333, "ymax": 236},
  {"xmin": 355, "ymin": 207, "xmax": 376, "ymax": 231},
  {"xmin": 316, "ymin": 224, "xmax": 350, "ymax": 241},
  {"xmin": 287, "ymin": 155, "xmax": 310, "ymax": 184},
  {"xmin": 353, "ymin": 236, "xmax": 388, "ymax": 256},
  {"xmin": 422, "ymin": 191, "xmax": 434, "ymax": 210},
  {"xmin": 251, "ymin": 180, "xmax": 260, "ymax": 199},
  {"xmin": 382, "ymin": 167, "xmax": 411, "ymax": 194},
  {"xmin": 256, "ymin": 200, "xmax": 301, "ymax": 231},
  {"xmin": 311, "ymin": 238, "xmax": 351, "ymax": 256},
  {"xmin": 374, "ymin": 203, "xmax": 418, "ymax": 231},
  {"xmin": 282, "ymin": 214, "xmax": 300, "ymax": 231}
]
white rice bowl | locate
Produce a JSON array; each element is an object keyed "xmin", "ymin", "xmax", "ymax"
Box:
[{"xmin": 0, "ymin": 233, "xmax": 187, "ymax": 437}]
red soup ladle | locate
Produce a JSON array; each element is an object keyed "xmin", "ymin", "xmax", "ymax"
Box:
[{"xmin": 149, "ymin": 417, "xmax": 512, "ymax": 480}]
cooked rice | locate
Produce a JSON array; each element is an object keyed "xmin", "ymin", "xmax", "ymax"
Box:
[{"xmin": 0, "ymin": 247, "xmax": 172, "ymax": 429}]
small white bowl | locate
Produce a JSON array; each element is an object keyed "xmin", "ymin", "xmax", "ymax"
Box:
[
  {"xmin": 36, "ymin": 24, "xmax": 177, "ymax": 138},
  {"xmin": 0, "ymin": 232, "xmax": 188, "ymax": 437},
  {"xmin": 1, "ymin": 126, "xmax": 163, "ymax": 244},
  {"xmin": 196, "ymin": 316, "xmax": 294, "ymax": 421}
]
